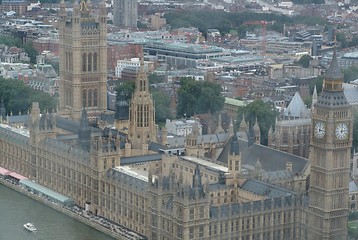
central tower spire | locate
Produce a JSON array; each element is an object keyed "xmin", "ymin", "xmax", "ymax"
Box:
[{"xmin": 128, "ymin": 53, "xmax": 157, "ymax": 150}]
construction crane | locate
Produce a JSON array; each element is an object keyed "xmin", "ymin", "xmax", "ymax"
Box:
[{"xmin": 243, "ymin": 21, "xmax": 268, "ymax": 55}]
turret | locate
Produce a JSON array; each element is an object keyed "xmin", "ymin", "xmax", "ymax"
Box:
[
  {"xmin": 239, "ymin": 113, "xmax": 247, "ymax": 133},
  {"xmin": 253, "ymin": 117, "xmax": 261, "ymax": 144},
  {"xmin": 78, "ymin": 108, "xmax": 91, "ymax": 151},
  {"xmin": 215, "ymin": 113, "xmax": 224, "ymax": 134},
  {"xmin": 311, "ymin": 84, "xmax": 318, "ymax": 112},
  {"xmin": 228, "ymin": 117, "xmax": 234, "ymax": 136},
  {"xmin": 191, "ymin": 164, "xmax": 205, "ymax": 200},
  {"xmin": 0, "ymin": 99, "xmax": 6, "ymax": 123}
]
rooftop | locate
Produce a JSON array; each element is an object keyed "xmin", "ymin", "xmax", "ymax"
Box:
[{"xmin": 180, "ymin": 155, "xmax": 228, "ymax": 173}]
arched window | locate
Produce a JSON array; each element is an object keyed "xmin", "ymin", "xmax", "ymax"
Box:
[
  {"xmin": 70, "ymin": 53, "xmax": 73, "ymax": 71},
  {"xmin": 82, "ymin": 53, "xmax": 87, "ymax": 72},
  {"xmin": 65, "ymin": 52, "xmax": 68, "ymax": 70},
  {"xmin": 88, "ymin": 53, "xmax": 92, "ymax": 72},
  {"xmin": 88, "ymin": 89, "xmax": 92, "ymax": 107},
  {"xmin": 93, "ymin": 53, "xmax": 97, "ymax": 71},
  {"xmin": 93, "ymin": 89, "xmax": 98, "ymax": 107},
  {"xmin": 82, "ymin": 89, "xmax": 87, "ymax": 107}
]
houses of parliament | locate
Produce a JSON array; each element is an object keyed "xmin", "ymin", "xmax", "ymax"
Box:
[{"xmin": 0, "ymin": 1, "xmax": 354, "ymax": 239}]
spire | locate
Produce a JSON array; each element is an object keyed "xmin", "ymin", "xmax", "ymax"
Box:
[
  {"xmin": 312, "ymin": 85, "xmax": 318, "ymax": 112},
  {"xmin": 325, "ymin": 49, "xmax": 342, "ymax": 80},
  {"xmin": 239, "ymin": 113, "xmax": 247, "ymax": 132},
  {"xmin": 228, "ymin": 117, "xmax": 234, "ymax": 136},
  {"xmin": 253, "ymin": 117, "xmax": 260, "ymax": 133},
  {"xmin": 192, "ymin": 164, "xmax": 205, "ymax": 199},
  {"xmin": 230, "ymin": 133, "xmax": 240, "ymax": 156},
  {"xmin": 215, "ymin": 113, "xmax": 224, "ymax": 134},
  {"xmin": 78, "ymin": 108, "xmax": 91, "ymax": 151},
  {"xmin": 135, "ymin": 53, "xmax": 149, "ymax": 93}
]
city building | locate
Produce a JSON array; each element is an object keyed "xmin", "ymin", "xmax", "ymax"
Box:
[
  {"xmin": 165, "ymin": 118, "xmax": 202, "ymax": 137},
  {"xmin": 0, "ymin": 0, "xmax": 28, "ymax": 15},
  {"xmin": 143, "ymin": 41, "xmax": 230, "ymax": 68},
  {"xmin": 115, "ymin": 58, "xmax": 154, "ymax": 78},
  {"xmin": 307, "ymin": 50, "xmax": 353, "ymax": 239},
  {"xmin": 58, "ymin": 0, "xmax": 108, "ymax": 121},
  {"xmin": 0, "ymin": 7, "xmax": 354, "ymax": 239},
  {"xmin": 113, "ymin": 0, "xmax": 138, "ymax": 28},
  {"xmin": 0, "ymin": 51, "xmax": 354, "ymax": 240}
]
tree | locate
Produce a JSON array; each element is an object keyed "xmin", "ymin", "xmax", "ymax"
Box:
[
  {"xmin": 344, "ymin": 66, "xmax": 358, "ymax": 83},
  {"xmin": 115, "ymin": 80, "xmax": 172, "ymax": 124},
  {"xmin": 0, "ymin": 36, "xmax": 38, "ymax": 64},
  {"xmin": 0, "ymin": 77, "xmax": 57, "ymax": 114},
  {"xmin": 148, "ymin": 73, "xmax": 165, "ymax": 84},
  {"xmin": 115, "ymin": 81, "xmax": 135, "ymax": 102},
  {"xmin": 297, "ymin": 54, "xmax": 313, "ymax": 68},
  {"xmin": 236, "ymin": 100, "xmax": 278, "ymax": 145},
  {"xmin": 152, "ymin": 89, "xmax": 172, "ymax": 124},
  {"xmin": 176, "ymin": 77, "xmax": 224, "ymax": 117},
  {"xmin": 23, "ymin": 42, "xmax": 38, "ymax": 64}
]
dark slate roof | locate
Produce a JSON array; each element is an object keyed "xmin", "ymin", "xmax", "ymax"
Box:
[
  {"xmin": 8, "ymin": 115, "xmax": 30, "ymax": 124},
  {"xmin": 40, "ymin": 137, "xmax": 90, "ymax": 163},
  {"xmin": 239, "ymin": 139, "xmax": 308, "ymax": 174},
  {"xmin": 208, "ymin": 183, "xmax": 230, "ymax": 191},
  {"xmin": 315, "ymin": 90, "xmax": 349, "ymax": 109},
  {"xmin": 56, "ymin": 115, "xmax": 100, "ymax": 134},
  {"xmin": 120, "ymin": 154, "xmax": 162, "ymax": 165},
  {"xmin": 149, "ymin": 141, "xmax": 168, "ymax": 151},
  {"xmin": 241, "ymin": 179, "xmax": 294, "ymax": 198},
  {"xmin": 106, "ymin": 167, "xmax": 147, "ymax": 191},
  {"xmin": 343, "ymin": 83, "xmax": 358, "ymax": 105}
]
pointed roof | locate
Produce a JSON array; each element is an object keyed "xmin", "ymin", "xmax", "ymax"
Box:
[
  {"xmin": 215, "ymin": 114, "xmax": 224, "ymax": 134},
  {"xmin": 283, "ymin": 92, "xmax": 309, "ymax": 118},
  {"xmin": 230, "ymin": 134, "xmax": 240, "ymax": 156},
  {"xmin": 253, "ymin": 117, "xmax": 260, "ymax": 132},
  {"xmin": 325, "ymin": 49, "xmax": 342, "ymax": 79},
  {"xmin": 239, "ymin": 114, "xmax": 247, "ymax": 131},
  {"xmin": 80, "ymin": 108, "xmax": 89, "ymax": 129}
]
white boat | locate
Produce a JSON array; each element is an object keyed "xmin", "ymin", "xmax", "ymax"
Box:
[{"xmin": 23, "ymin": 223, "xmax": 37, "ymax": 232}]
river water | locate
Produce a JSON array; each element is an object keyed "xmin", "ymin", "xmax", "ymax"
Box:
[{"xmin": 0, "ymin": 184, "xmax": 115, "ymax": 240}]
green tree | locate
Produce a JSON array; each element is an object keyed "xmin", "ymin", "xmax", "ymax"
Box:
[
  {"xmin": 152, "ymin": 89, "xmax": 172, "ymax": 124},
  {"xmin": 0, "ymin": 36, "xmax": 38, "ymax": 64},
  {"xmin": 336, "ymin": 32, "xmax": 347, "ymax": 48},
  {"xmin": 0, "ymin": 77, "xmax": 57, "ymax": 114},
  {"xmin": 297, "ymin": 54, "xmax": 313, "ymax": 68},
  {"xmin": 176, "ymin": 77, "xmax": 224, "ymax": 117},
  {"xmin": 23, "ymin": 42, "xmax": 38, "ymax": 64},
  {"xmin": 353, "ymin": 112, "xmax": 358, "ymax": 150},
  {"xmin": 115, "ymin": 81, "xmax": 172, "ymax": 124},
  {"xmin": 115, "ymin": 81, "xmax": 135, "ymax": 102},
  {"xmin": 236, "ymin": 100, "xmax": 278, "ymax": 145},
  {"xmin": 148, "ymin": 73, "xmax": 165, "ymax": 84},
  {"xmin": 344, "ymin": 65, "xmax": 358, "ymax": 83}
]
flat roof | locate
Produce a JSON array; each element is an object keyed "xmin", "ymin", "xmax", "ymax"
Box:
[
  {"xmin": 180, "ymin": 155, "xmax": 228, "ymax": 173},
  {"xmin": 0, "ymin": 123, "xmax": 29, "ymax": 137},
  {"xmin": 113, "ymin": 166, "xmax": 149, "ymax": 182},
  {"xmin": 8, "ymin": 172, "xmax": 27, "ymax": 180},
  {"xmin": 19, "ymin": 179, "xmax": 73, "ymax": 204},
  {"xmin": 225, "ymin": 97, "xmax": 246, "ymax": 107},
  {"xmin": 0, "ymin": 166, "xmax": 10, "ymax": 176}
]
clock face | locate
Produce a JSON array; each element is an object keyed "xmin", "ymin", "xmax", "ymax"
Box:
[
  {"xmin": 314, "ymin": 121, "xmax": 325, "ymax": 139},
  {"xmin": 335, "ymin": 123, "xmax": 349, "ymax": 140}
]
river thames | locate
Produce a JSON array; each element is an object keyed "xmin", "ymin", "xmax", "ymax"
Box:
[{"xmin": 0, "ymin": 184, "xmax": 115, "ymax": 240}]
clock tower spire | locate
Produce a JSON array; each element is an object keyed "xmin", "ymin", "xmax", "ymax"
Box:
[{"xmin": 308, "ymin": 49, "xmax": 353, "ymax": 240}]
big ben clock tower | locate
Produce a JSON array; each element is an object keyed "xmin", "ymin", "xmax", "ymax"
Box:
[{"xmin": 308, "ymin": 50, "xmax": 353, "ymax": 240}]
